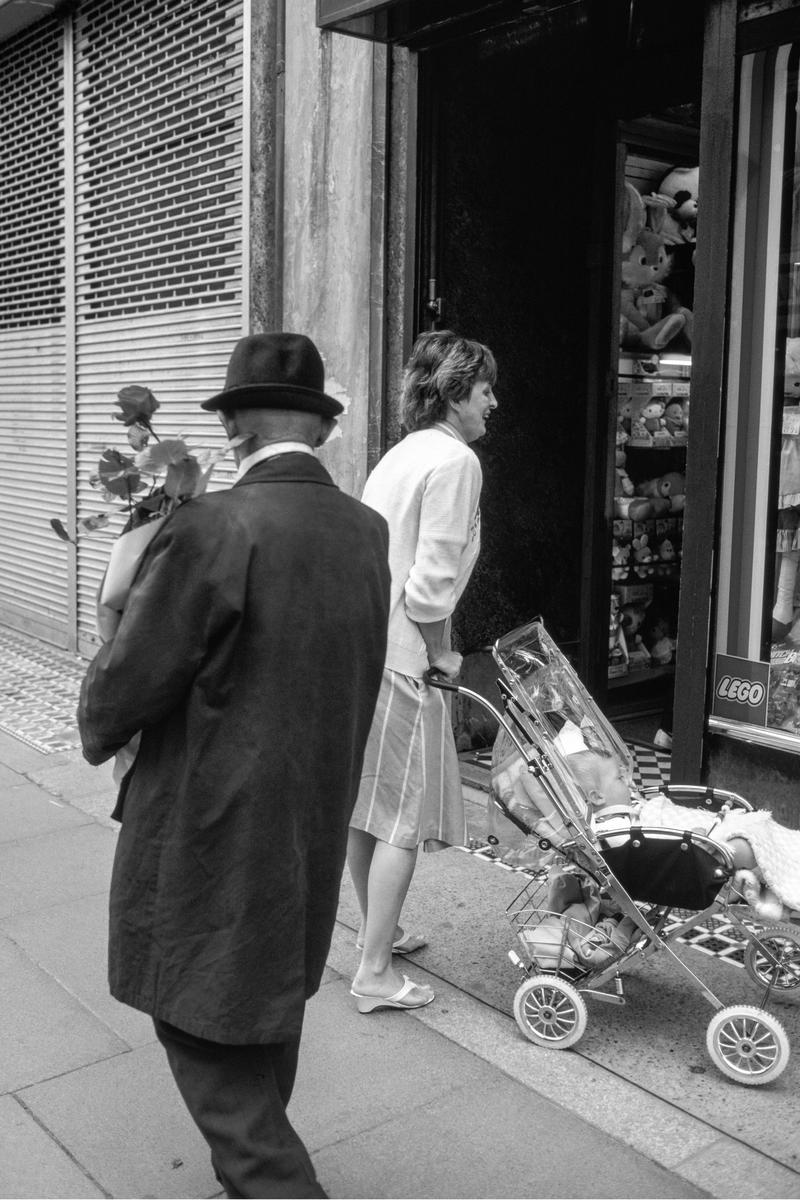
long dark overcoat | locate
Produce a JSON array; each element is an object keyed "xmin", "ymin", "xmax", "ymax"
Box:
[{"xmin": 78, "ymin": 453, "xmax": 389, "ymax": 1044}]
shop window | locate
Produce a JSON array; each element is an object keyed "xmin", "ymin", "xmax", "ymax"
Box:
[
  {"xmin": 609, "ymin": 120, "xmax": 698, "ymax": 724},
  {"xmin": 712, "ymin": 42, "xmax": 800, "ymax": 751}
]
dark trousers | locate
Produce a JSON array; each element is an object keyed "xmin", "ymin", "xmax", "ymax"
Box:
[{"xmin": 153, "ymin": 1018, "xmax": 326, "ymax": 1199}]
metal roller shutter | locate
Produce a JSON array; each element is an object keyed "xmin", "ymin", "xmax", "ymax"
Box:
[
  {"xmin": 0, "ymin": 17, "xmax": 70, "ymax": 646},
  {"xmin": 72, "ymin": 0, "xmax": 244, "ymax": 653}
]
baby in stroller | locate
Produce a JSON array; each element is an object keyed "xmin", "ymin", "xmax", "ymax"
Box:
[
  {"xmin": 564, "ymin": 740, "xmax": 800, "ymax": 923},
  {"xmin": 493, "ymin": 720, "xmax": 800, "ymax": 972}
]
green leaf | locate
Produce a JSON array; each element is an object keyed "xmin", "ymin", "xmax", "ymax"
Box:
[
  {"xmin": 134, "ymin": 439, "xmax": 192, "ymax": 473},
  {"xmin": 50, "ymin": 518, "xmax": 74, "ymax": 544},
  {"xmin": 78, "ymin": 513, "xmax": 112, "ymax": 535},
  {"xmin": 97, "ymin": 448, "xmax": 145, "ymax": 496},
  {"xmin": 165, "ymin": 456, "xmax": 201, "ymax": 499},
  {"xmin": 126, "ymin": 422, "xmax": 150, "ymax": 451},
  {"xmin": 113, "ymin": 385, "xmax": 159, "ymax": 427}
]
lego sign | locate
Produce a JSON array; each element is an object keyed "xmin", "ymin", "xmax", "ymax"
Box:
[{"xmin": 712, "ymin": 654, "xmax": 769, "ymax": 726}]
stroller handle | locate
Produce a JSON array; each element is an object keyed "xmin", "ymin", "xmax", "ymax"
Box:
[
  {"xmin": 423, "ymin": 669, "xmax": 533, "ymax": 765},
  {"xmin": 423, "ymin": 667, "xmax": 460, "ymax": 693}
]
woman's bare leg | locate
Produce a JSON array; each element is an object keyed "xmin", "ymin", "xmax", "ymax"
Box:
[
  {"xmin": 346, "ymin": 827, "xmax": 376, "ymax": 929},
  {"xmin": 351, "ymin": 840, "xmax": 430, "ymax": 998}
]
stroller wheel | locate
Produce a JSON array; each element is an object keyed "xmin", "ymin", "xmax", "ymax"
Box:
[
  {"xmin": 743, "ymin": 924, "xmax": 800, "ymax": 991},
  {"xmin": 513, "ymin": 974, "xmax": 588, "ymax": 1049},
  {"xmin": 706, "ymin": 1005, "xmax": 790, "ymax": 1086}
]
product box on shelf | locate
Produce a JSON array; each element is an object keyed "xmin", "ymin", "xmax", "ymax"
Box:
[{"xmin": 613, "ymin": 580, "xmax": 654, "ymax": 606}]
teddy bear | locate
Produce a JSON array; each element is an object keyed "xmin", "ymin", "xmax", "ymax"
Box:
[
  {"xmin": 653, "ymin": 166, "xmax": 698, "ymax": 246},
  {"xmin": 635, "ymin": 472, "xmax": 686, "ymax": 509}
]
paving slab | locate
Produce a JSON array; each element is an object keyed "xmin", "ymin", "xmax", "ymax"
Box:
[
  {"xmin": 301, "ymin": 996, "xmax": 705, "ymax": 1199},
  {"xmin": 0, "ymin": 823, "xmax": 114, "ymax": 920},
  {"xmin": 2, "ymin": 891, "xmax": 154, "ymax": 1050},
  {"xmin": 23, "ymin": 754, "xmax": 116, "ymax": 805},
  {"xmin": 0, "ymin": 934, "xmax": 128, "ymax": 1093},
  {"xmin": 18, "ymin": 1040, "xmax": 219, "ymax": 1200},
  {"xmin": 292, "ymin": 976, "xmax": 507, "ymax": 1151},
  {"xmin": 0, "ymin": 782, "xmax": 91, "ymax": 843},
  {"xmin": 0, "ymin": 730, "xmax": 71, "ymax": 774},
  {"xmin": 0, "ymin": 1094, "xmax": 105, "ymax": 1200},
  {"xmin": 678, "ymin": 1138, "xmax": 800, "ymax": 1200},
  {"xmin": 0, "ymin": 761, "xmax": 27, "ymax": 789}
]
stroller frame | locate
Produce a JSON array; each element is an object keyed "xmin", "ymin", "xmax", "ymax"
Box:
[{"xmin": 429, "ymin": 619, "xmax": 800, "ymax": 1086}]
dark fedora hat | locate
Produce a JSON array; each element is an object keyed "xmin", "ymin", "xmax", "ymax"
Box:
[{"xmin": 201, "ymin": 332, "xmax": 344, "ymax": 417}]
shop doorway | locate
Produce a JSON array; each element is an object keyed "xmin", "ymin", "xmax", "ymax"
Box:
[
  {"xmin": 416, "ymin": 16, "xmax": 601, "ymax": 674},
  {"xmin": 414, "ymin": 4, "xmax": 703, "ymax": 749}
]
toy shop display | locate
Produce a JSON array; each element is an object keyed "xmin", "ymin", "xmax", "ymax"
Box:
[
  {"xmin": 608, "ymin": 157, "xmax": 696, "ymax": 683},
  {"xmin": 767, "ymin": 651, "xmax": 800, "ymax": 734},
  {"xmin": 765, "ymin": 342, "xmax": 800, "ymax": 735},
  {"xmin": 770, "ymin": 339, "xmax": 800, "ymax": 646}
]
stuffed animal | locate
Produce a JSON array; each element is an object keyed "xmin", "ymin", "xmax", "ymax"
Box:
[
  {"xmin": 609, "ymin": 594, "xmax": 628, "ymax": 671},
  {"xmin": 615, "ymin": 429, "xmax": 634, "ymax": 496},
  {"xmin": 621, "ymin": 181, "xmax": 646, "ymax": 257},
  {"xmin": 611, "ymin": 538, "xmax": 631, "ymax": 580},
  {"xmin": 631, "ymin": 533, "xmax": 655, "ymax": 578},
  {"xmin": 653, "ymin": 536, "xmax": 678, "ymax": 577},
  {"xmin": 635, "ymin": 472, "xmax": 686, "ymax": 505},
  {"xmin": 654, "ymin": 166, "xmax": 698, "ymax": 245},
  {"xmin": 620, "ymin": 227, "xmax": 688, "ymax": 352},
  {"xmin": 733, "ymin": 869, "xmax": 784, "ymax": 922},
  {"xmin": 630, "ymin": 398, "xmax": 672, "ymax": 446},
  {"xmin": 663, "ymin": 399, "xmax": 687, "ymax": 442},
  {"xmin": 620, "ymin": 601, "xmax": 652, "ymax": 667},
  {"xmin": 645, "ymin": 612, "xmax": 676, "ymax": 664},
  {"xmin": 642, "ymin": 399, "xmax": 666, "ymax": 436},
  {"xmin": 617, "ymin": 393, "xmax": 634, "ymax": 436},
  {"xmin": 614, "ymin": 496, "xmax": 646, "ymax": 519}
]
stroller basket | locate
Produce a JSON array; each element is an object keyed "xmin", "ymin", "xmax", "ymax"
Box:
[{"xmin": 508, "ymin": 874, "xmax": 641, "ymax": 977}]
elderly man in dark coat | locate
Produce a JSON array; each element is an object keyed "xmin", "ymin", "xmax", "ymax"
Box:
[{"xmin": 78, "ymin": 333, "xmax": 390, "ymax": 1199}]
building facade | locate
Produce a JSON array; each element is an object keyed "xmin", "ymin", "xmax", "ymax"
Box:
[{"xmin": 3, "ymin": 0, "xmax": 800, "ymax": 820}]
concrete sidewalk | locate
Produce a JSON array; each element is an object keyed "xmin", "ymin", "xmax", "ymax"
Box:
[{"xmin": 0, "ymin": 728, "xmax": 763, "ymax": 1199}]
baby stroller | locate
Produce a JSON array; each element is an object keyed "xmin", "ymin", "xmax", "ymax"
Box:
[{"xmin": 428, "ymin": 619, "xmax": 800, "ymax": 1086}]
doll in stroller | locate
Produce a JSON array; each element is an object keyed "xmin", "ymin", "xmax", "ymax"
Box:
[{"xmin": 427, "ymin": 619, "xmax": 800, "ymax": 1086}]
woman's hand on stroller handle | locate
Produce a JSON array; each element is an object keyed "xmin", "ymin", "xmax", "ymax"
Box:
[{"xmin": 425, "ymin": 649, "xmax": 462, "ymax": 686}]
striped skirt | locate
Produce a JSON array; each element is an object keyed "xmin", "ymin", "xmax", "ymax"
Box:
[{"xmin": 350, "ymin": 668, "xmax": 467, "ymax": 851}]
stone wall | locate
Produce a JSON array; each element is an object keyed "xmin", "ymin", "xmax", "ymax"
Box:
[{"xmin": 281, "ymin": 2, "xmax": 379, "ymax": 498}]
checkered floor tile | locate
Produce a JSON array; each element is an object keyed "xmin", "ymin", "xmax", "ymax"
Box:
[
  {"xmin": 630, "ymin": 739, "xmax": 671, "ymax": 791},
  {"xmin": 0, "ymin": 627, "xmax": 86, "ymax": 754}
]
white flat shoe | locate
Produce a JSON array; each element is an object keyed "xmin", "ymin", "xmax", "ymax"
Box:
[{"xmin": 350, "ymin": 975, "xmax": 434, "ymax": 1014}]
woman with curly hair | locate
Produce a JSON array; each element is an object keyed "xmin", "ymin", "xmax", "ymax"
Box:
[{"xmin": 348, "ymin": 328, "xmax": 498, "ymax": 1013}]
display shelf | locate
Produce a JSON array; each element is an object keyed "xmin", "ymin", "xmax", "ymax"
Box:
[{"xmin": 610, "ymin": 348, "xmax": 690, "ymax": 691}]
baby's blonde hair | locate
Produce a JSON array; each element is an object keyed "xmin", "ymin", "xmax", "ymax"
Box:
[{"xmin": 566, "ymin": 748, "xmax": 614, "ymax": 805}]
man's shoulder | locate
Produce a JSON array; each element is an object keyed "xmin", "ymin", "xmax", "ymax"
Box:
[{"xmin": 335, "ymin": 488, "xmax": 390, "ymax": 538}]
